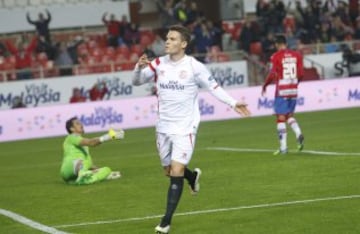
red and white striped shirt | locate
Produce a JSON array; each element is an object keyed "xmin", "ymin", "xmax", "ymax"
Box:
[{"xmin": 263, "ymin": 49, "xmax": 304, "ymax": 98}]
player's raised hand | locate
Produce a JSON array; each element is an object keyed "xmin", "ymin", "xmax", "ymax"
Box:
[
  {"xmin": 108, "ymin": 128, "xmax": 125, "ymax": 140},
  {"xmin": 234, "ymin": 102, "xmax": 251, "ymax": 117},
  {"xmin": 138, "ymin": 54, "xmax": 150, "ymax": 69}
]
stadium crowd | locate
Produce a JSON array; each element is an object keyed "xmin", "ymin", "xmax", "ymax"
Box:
[{"xmin": 0, "ymin": 0, "xmax": 359, "ymax": 82}]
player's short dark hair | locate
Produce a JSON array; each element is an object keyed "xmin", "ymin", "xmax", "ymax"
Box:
[
  {"xmin": 65, "ymin": 117, "xmax": 78, "ymax": 134},
  {"xmin": 169, "ymin": 24, "xmax": 191, "ymax": 46},
  {"xmin": 275, "ymin": 34, "xmax": 287, "ymax": 45}
]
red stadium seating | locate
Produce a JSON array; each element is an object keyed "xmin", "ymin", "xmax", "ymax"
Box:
[
  {"xmin": 302, "ymin": 67, "xmax": 320, "ymax": 81},
  {"xmin": 116, "ymin": 46, "xmax": 130, "ymax": 58},
  {"xmin": 250, "ymin": 42, "xmax": 262, "ymax": 55},
  {"xmin": 130, "ymin": 44, "xmax": 144, "ymax": 56}
]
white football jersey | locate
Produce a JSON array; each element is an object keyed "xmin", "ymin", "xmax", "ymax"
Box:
[{"xmin": 133, "ymin": 55, "xmax": 237, "ymax": 135}]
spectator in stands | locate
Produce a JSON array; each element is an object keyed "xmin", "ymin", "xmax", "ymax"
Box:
[
  {"xmin": 285, "ymin": 27, "xmax": 297, "ymax": 50},
  {"xmin": 193, "ymin": 20, "xmax": 213, "ymax": 62},
  {"xmin": 151, "ymin": 34, "xmax": 166, "ymax": 56},
  {"xmin": 5, "ymin": 37, "xmax": 37, "ymax": 80},
  {"xmin": 238, "ymin": 19, "xmax": 258, "ymax": 53},
  {"xmin": 102, "ymin": 12, "xmax": 121, "ymax": 47},
  {"xmin": 207, "ymin": 20, "xmax": 223, "ymax": 50},
  {"xmin": 69, "ymin": 88, "xmax": 86, "ymax": 103},
  {"xmin": 26, "ymin": 10, "xmax": 52, "ymax": 43},
  {"xmin": 36, "ymin": 35, "xmax": 56, "ymax": 60},
  {"xmin": 123, "ymin": 23, "xmax": 140, "ymax": 46},
  {"xmin": 55, "ymin": 42, "xmax": 74, "ymax": 76},
  {"xmin": 118, "ymin": 14, "xmax": 131, "ymax": 46},
  {"xmin": 12, "ymin": 96, "xmax": 26, "ymax": 109},
  {"xmin": 156, "ymin": 0, "xmax": 178, "ymax": 28},
  {"xmin": 317, "ymin": 22, "xmax": 332, "ymax": 43},
  {"xmin": 67, "ymin": 36, "xmax": 84, "ymax": 65},
  {"xmin": 286, "ymin": 1, "xmax": 305, "ymax": 30},
  {"xmin": 323, "ymin": 35, "xmax": 340, "ymax": 53},
  {"xmin": 0, "ymin": 42, "xmax": 8, "ymax": 57},
  {"xmin": 354, "ymin": 19, "xmax": 360, "ymax": 39},
  {"xmin": 262, "ymin": 32, "xmax": 276, "ymax": 61},
  {"xmin": 174, "ymin": 0, "xmax": 188, "ymax": 25},
  {"xmin": 89, "ymin": 82, "xmax": 108, "ymax": 101},
  {"xmin": 335, "ymin": 1, "xmax": 351, "ymax": 26},
  {"xmin": 267, "ymin": 0, "xmax": 287, "ymax": 33},
  {"xmin": 349, "ymin": 0, "xmax": 359, "ymax": 26},
  {"xmin": 341, "ymin": 45, "xmax": 360, "ymax": 77},
  {"xmin": 186, "ymin": 1, "xmax": 202, "ymax": 25},
  {"xmin": 331, "ymin": 15, "xmax": 353, "ymax": 41}
]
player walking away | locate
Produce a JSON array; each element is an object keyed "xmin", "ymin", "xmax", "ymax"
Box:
[
  {"xmin": 262, "ymin": 34, "xmax": 305, "ymax": 155},
  {"xmin": 132, "ymin": 25, "xmax": 251, "ymax": 234},
  {"xmin": 60, "ymin": 117, "xmax": 124, "ymax": 185}
]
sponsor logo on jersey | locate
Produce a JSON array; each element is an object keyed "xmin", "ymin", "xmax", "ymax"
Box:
[{"xmin": 159, "ymin": 81, "xmax": 185, "ymax": 90}]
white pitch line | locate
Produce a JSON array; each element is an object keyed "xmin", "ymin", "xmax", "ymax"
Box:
[
  {"xmin": 206, "ymin": 147, "xmax": 360, "ymax": 156},
  {"xmin": 54, "ymin": 194, "xmax": 360, "ymax": 229},
  {"xmin": 0, "ymin": 208, "xmax": 69, "ymax": 234}
]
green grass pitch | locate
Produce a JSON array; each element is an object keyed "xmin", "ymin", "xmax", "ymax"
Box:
[{"xmin": 0, "ymin": 107, "xmax": 359, "ymax": 234}]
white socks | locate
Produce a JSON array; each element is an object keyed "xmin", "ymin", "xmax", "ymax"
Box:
[
  {"xmin": 277, "ymin": 122, "xmax": 287, "ymax": 151},
  {"xmin": 287, "ymin": 117, "xmax": 302, "ymax": 138}
]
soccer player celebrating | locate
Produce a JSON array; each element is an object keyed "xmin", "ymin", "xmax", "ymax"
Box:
[
  {"xmin": 132, "ymin": 25, "xmax": 250, "ymax": 233},
  {"xmin": 60, "ymin": 117, "xmax": 124, "ymax": 185},
  {"xmin": 262, "ymin": 34, "xmax": 305, "ymax": 155}
]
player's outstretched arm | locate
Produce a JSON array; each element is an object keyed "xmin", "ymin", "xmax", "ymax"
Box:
[
  {"xmin": 234, "ymin": 102, "xmax": 251, "ymax": 117},
  {"xmin": 80, "ymin": 129, "xmax": 125, "ymax": 147}
]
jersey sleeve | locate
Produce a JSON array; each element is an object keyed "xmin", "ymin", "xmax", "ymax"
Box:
[
  {"xmin": 192, "ymin": 58, "xmax": 217, "ymax": 89},
  {"xmin": 132, "ymin": 58, "xmax": 159, "ymax": 85},
  {"xmin": 67, "ymin": 134, "xmax": 82, "ymax": 146},
  {"xmin": 192, "ymin": 58, "xmax": 237, "ymax": 108}
]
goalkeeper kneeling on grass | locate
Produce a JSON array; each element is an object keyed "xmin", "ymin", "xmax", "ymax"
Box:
[{"xmin": 60, "ymin": 117, "xmax": 125, "ymax": 185}]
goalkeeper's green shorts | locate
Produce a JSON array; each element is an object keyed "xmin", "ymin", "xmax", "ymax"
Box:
[{"xmin": 60, "ymin": 158, "xmax": 92, "ymax": 182}]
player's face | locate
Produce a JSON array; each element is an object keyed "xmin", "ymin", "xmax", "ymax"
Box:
[
  {"xmin": 71, "ymin": 119, "xmax": 84, "ymax": 134},
  {"xmin": 165, "ymin": 30, "xmax": 187, "ymax": 56}
]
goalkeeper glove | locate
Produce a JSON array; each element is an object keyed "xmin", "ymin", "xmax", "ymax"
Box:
[{"xmin": 99, "ymin": 129, "xmax": 125, "ymax": 143}]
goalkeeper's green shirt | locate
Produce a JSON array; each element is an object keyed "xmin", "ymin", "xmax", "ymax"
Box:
[{"xmin": 63, "ymin": 134, "xmax": 92, "ymax": 165}]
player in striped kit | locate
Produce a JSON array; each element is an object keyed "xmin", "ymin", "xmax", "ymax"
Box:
[
  {"xmin": 262, "ymin": 34, "xmax": 305, "ymax": 155},
  {"xmin": 132, "ymin": 25, "xmax": 250, "ymax": 233}
]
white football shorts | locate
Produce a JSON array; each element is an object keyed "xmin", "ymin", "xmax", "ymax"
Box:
[{"xmin": 156, "ymin": 132, "xmax": 196, "ymax": 166}]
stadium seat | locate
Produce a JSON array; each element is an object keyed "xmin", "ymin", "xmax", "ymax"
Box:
[
  {"xmin": 105, "ymin": 46, "xmax": 116, "ymax": 58},
  {"xmin": 302, "ymin": 67, "xmax": 320, "ymax": 81},
  {"xmin": 250, "ymin": 42, "xmax": 262, "ymax": 55},
  {"xmin": 36, "ymin": 52, "xmax": 48, "ymax": 67},
  {"xmin": 140, "ymin": 35, "xmax": 152, "ymax": 47},
  {"xmin": 299, "ymin": 47, "xmax": 313, "ymax": 55},
  {"xmin": 116, "ymin": 46, "xmax": 130, "ymax": 59},
  {"xmin": 130, "ymin": 44, "xmax": 144, "ymax": 56},
  {"xmin": 129, "ymin": 52, "xmax": 139, "ymax": 63},
  {"xmin": 120, "ymin": 62, "xmax": 136, "ymax": 71},
  {"xmin": 115, "ymin": 54, "xmax": 127, "ymax": 63}
]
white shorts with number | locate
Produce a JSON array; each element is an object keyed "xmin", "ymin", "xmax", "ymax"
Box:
[{"xmin": 156, "ymin": 132, "xmax": 196, "ymax": 166}]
